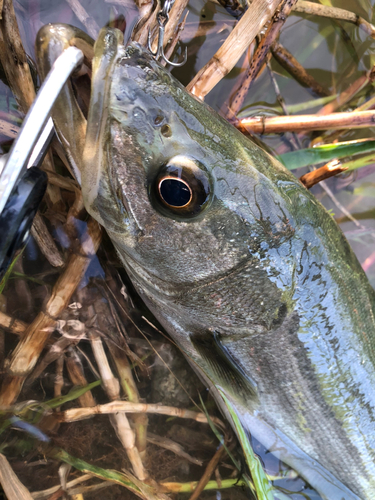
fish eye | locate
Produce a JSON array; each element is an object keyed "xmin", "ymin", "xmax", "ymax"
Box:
[
  {"xmin": 152, "ymin": 155, "xmax": 211, "ymax": 218},
  {"xmin": 158, "ymin": 177, "xmax": 192, "ymax": 207}
]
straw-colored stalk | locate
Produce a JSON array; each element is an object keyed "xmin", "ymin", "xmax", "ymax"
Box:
[
  {"xmin": 31, "ymin": 473, "xmax": 93, "ymax": 500},
  {"xmin": 31, "ymin": 213, "xmax": 65, "ymax": 268},
  {"xmin": 106, "ymin": 341, "xmax": 148, "ymax": 458},
  {"xmin": 45, "ymin": 170, "xmax": 79, "ymax": 192},
  {"xmin": 54, "ymin": 355, "xmax": 64, "ymax": 404},
  {"xmin": 0, "ymin": 0, "xmax": 35, "ymax": 114},
  {"xmin": 0, "ymin": 311, "xmax": 27, "ymax": 335},
  {"xmin": 90, "ymin": 331, "xmax": 147, "ymax": 481},
  {"xmin": 56, "ymin": 400, "xmax": 224, "ymax": 427},
  {"xmin": 132, "ymin": 0, "xmax": 160, "ymax": 45},
  {"xmin": 237, "ymin": 110, "xmax": 375, "ymax": 134},
  {"xmin": 186, "ymin": 0, "xmax": 281, "ymax": 99},
  {"xmin": 312, "ymin": 94, "xmax": 375, "ymax": 146},
  {"xmin": 0, "ymin": 218, "xmax": 102, "ymax": 406},
  {"xmin": 0, "ymin": 454, "xmax": 33, "ymax": 500},
  {"xmin": 146, "ymin": 432, "xmax": 203, "ymax": 466}
]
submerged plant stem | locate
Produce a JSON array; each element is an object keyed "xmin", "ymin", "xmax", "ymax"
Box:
[
  {"xmin": 228, "ymin": 0, "xmax": 299, "ymax": 116},
  {"xmin": 188, "ymin": 444, "xmax": 226, "ymax": 500},
  {"xmin": 271, "ymin": 42, "xmax": 329, "ymax": 97},
  {"xmin": 293, "ymin": 0, "xmax": 375, "ymax": 38}
]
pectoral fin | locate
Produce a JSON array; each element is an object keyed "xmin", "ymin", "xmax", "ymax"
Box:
[{"xmin": 191, "ymin": 332, "xmax": 258, "ymax": 404}]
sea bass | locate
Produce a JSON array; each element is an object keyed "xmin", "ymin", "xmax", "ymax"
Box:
[{"xmin": 36, "ymin": 25, "xmax": 375, "ymax": 500}]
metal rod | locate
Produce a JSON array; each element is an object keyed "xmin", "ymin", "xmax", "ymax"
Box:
[{"xmin": 0, "ymin": 46, "xmax": 84, "ymax": 214}]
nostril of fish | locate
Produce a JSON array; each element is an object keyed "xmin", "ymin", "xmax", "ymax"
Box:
[{"xmin": 132, "ymin": 106, "xmax": 146, "ymax": 120}]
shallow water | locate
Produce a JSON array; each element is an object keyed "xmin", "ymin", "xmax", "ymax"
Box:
[{"xmin": 1, "ymin": 0, "xmax": 375, "ymax": 499}]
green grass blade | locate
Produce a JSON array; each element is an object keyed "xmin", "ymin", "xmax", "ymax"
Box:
[
  {"xmin": 343, "ymin": 153, "xmax": 375, "ymax": 171},
  {"xmin": 45, "ymin": 380, "xmax": 102, "ymax": 409},
  {"xmin": 198, "ymin": 394, "xmax": 255, "ymax": 493},
  {"xmin": 0, "ymin": 250, "xmax": 23, "ymax": 294},
  {"xmin": 198, "ymin": 395, "xmax": 240, "ymax": 469},
  {"xmin": 50, "ymin": 447, "xmax": 151, "ymax": 498},
  {"xmin": 278, "ymin": 139, "xmax": 375, "ymax": 171},
  {"xmin": 218, "ymin": 390, "xmax": 275, "ymax": 500}
]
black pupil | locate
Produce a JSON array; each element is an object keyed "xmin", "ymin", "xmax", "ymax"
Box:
[{"xmin": 159, "ymin": 178, "xmax": 191, "ymax": 207}]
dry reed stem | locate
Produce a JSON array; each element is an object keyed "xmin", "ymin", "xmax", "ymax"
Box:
[
  {"xmin": 0, "ymin": 0, "xmax": 62, "ymax": 208},
  {"xmin": 28, "ymin": 336, "xmax": 78, "ymax": 384},
  {"xmin": 56, "ymin": 401, "xmax": 223, "ymax": 427},
  {"xmin": 0, "ymin": 0, "xmax": 35, "ymax": 114},
  {"xmin": 146, "ymin": 432, "xmax": 203, "ymax": 466},
  {"xmin": 293, "ymin": 0, "xmax": 375, "ymax": 38},
  {"xmin": 162, "ymin": 11, "xmax": 188, "ymax": 66},
  {"xmin": 150, "ymin": 0, "xmax": 189, "ymax": 53},
  {"xmin": 186, "ymin": 0, "xmax": 281, "ymax": 99},
  {"xmin": 0, "ymin": 119, "xmax": 18, "ymax": 138},
  {"xmin": 188, "ymin": 445, "xmax": 226, "ymax": 500},
  {"xmin": 0, "ymin": 218, "xmax": 101, "ymax": 406},
  {"xmin": 132, "ymin": 0, "xmax": 160, "ymax": 45},
  {"xmin": 317, "ymin": 65, "xmax": 375, "ymax": 115},
  {"xmin": 58, "ymin": 481, "xmax": 113, "ymax": 498},
  {"xmin": 107, "ymin": 340, "xmax": 148, "ymax": 458},
  {"xmin": 214, "ymin": 467, "xmax": 222, "ymax": 487},
  {"xmin": 45, "ymin": 170, "xmax": 78, "ymax": 192},
  {"xmin": 0, "ymin": 311, "xmax": 27, "ymax": 335},
  {"xmin": 54, "ymin": 355, "xmax": 64, "ymax": 403},
  {"xmin": 66, "ymin": 0, "xmax": 100, "ymax": 39},
  {"xmin": 313, "ymin": 95, "xmax": 375, "ymax": 145},
  {"xmin": 90, "ymin": 331, "xmax": 147, "ymax": 481},
  {"xmin": 31, "ymin": 474, "xmax": 93, "ymax": 500},
  {"xmin": 299, "ymin": 160, "xmax": 348, "ymax": 189},
  {"xmin": 237, "ymin": 110, "xmax": 375, "ymax": 133},
  {"xmin": 0, "ymin": 453, "xmax": 33, "ymax": 500},
  {"xmin": 65, "ymin": 348, "xmax": 96, "ymax": 407},
  {"xmin": 271, "ymin": 42, "xmax": 329, "ymax": 97},
  {"xmin": 228, "ymin": 0, "xmax": 299, "ymax": 116},
  {"xmin": 31, "ymin": 213, "xmax": 65, "ymax": 268}
]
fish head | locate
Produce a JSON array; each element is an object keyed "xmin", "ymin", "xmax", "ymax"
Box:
[{"xmin": 83, "ymin": 28, "xmax": 299, "ymax": 293}]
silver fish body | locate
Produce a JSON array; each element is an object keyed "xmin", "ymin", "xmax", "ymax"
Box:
[{"xmin": 36, "ymin": 25, "xmax": 375, "ymax": 500}]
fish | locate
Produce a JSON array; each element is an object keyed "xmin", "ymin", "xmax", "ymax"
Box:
[{"xmin": 36, "ymin": 24, "xmax": 375, "ymax": 500}]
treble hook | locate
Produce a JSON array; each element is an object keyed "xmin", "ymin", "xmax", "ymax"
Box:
[{"xmin": 147, "ymin": 6, "xmax": 187, "ymax": 67}]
